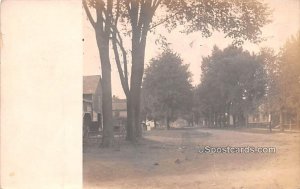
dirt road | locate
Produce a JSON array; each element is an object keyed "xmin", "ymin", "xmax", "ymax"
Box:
[{"xmin": 83, "ymin": 128, "xmax": 300, "ymax": 189}]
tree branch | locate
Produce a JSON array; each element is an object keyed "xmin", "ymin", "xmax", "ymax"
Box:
[
  {"xmin": 114, "ymin": 0, "xmax": 121, "ymax": 26},
  {"xmin": 152, "ymin": 0, "xmax": 162, "ymax": 11},
  {"xmin": 82, "ymin": 0, "xmax": 96, "ymax": 28},
  {"xmin": 114, "ymin": 28, "xmax": 129, "ymax": 84},
  {"xmin": 112, "ymin": 33, "xmax": 130, "ymax": 96},
  {"xmin": 136, "ymin": 0, "xmax": 147, "ymax": 41},
  {"xmin": 130, "ymin": 0, "xmax": 139, "ymax": 29},
  {"xmin": 149, "ymin": 11, "xmax": 180, "ymax": 31},
  {"xmin": 104, "ymin": 0, "xmax": 113, "ymax": 35},
  {"xmin": 115, "ymin": 32, "xmax": 129, "ymax": 88},
  {"xmin": 96, "ymin": 0, "xmax": 104, "ymax": 32}
]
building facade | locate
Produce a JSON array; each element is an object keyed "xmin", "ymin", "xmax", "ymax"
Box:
[{"xmin": 83, "ymin": 75, "xmax": 102, "ymax": 136}]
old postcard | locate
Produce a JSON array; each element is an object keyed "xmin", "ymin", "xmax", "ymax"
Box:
[{"xmin": 1, "ymin": 0, "xmax": 300, "ymax": 189}]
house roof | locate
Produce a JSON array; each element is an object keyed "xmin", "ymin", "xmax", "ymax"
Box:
[{"xmin": 83, "ymin": 75, "xmax": 101, "ymax": 94}]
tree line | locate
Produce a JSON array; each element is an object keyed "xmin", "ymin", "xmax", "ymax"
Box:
[{"xmin": 142, "ymin": 32, "xmax": 300, "ymax": 131}]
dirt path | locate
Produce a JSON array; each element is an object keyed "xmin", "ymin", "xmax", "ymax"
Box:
[{"xmin": 83, "ymin": 128, "xmax": 300, "ymax": 189}]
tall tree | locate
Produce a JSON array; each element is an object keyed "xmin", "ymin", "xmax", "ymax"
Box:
[
  {"xmin": 259, "ymin": 47, "xmax": 279, "ymax": 129},
  {"xmin": 85, "ymin": 0, "xmax": 271, "ymax": 142},
  {"xmin": 83, "ymin": 0, "xmax": 114, "ymax": 147},
  {"xmin": 197, "ymin": 46, "xmax": 267, "ymax": 127},
  {"xmin": 277, "ymin": 32, "xmax": 300, "ymax": 130},
  {"xmin": 142, "ymin": 50, "xmax": 193, "ymax": 129},
  {"xmin": 260, "ymin": 33, "xmax": 300, "ymax": 131}
]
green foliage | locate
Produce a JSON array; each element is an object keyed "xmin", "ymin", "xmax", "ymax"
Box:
[{"xmin": 142, "ymin": 50, "xmax": 193, "ymax": 123}]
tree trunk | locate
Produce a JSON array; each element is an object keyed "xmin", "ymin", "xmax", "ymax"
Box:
[
  {"xmin": 297, "ymin": 111, "xmax": 299, "ymax": 130},
  {"xmin": 166, "ymin": 116, "xmax": 170, "ymax": 130},
  {"xmin": 96, "ymin": 32, "xmax": 114, "ymax": 147},
  {"xmin": 233, "ymin": 115, "xmax": 236, "ymax": 128},
  {"xmin": 125, "ymin": 24, "xmax": 149, "ymax": 141},
  {"xmin": 101, "ymin": 68, "xmax": 114, "ymax": 147},
  {"xmin": 245, "ymin": 113, "xmax": 248, "ymax": 128},
  {"xmin": 280, "ymin": 108, "xmax": 284, "ymax": 132},
  {"xmin": 126, "ymin": 95, "xmax": 136, "ymax": 141},
  {"xmin": 83, "ymin": 0, "xmax": 114, "ymax": 147},
  {"xmin": 209, "ymin": 111, "xmax": 212, "ymax": 127},
  {"xmin": 126, "ymin": 77, "xmax": 142, "ymax": 141},
  {"xmin": 214, "ymin": 112, "xmax": 216, "ymax": 127},
  {"xmin": 268, "ymin": 113, "xmax": 272, "ymax": 132}
]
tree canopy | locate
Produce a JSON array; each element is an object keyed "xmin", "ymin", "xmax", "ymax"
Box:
[
  {"xmin": 142, "ymin": 50, "xmax": 193, "ymax": 129},
  {"xmin": 196, "ymin": 45, "xmax": 267, "ymax": 127},
  {"xmin": 278, "ymin": 32, "xmax": 300, "ymax": 113}
]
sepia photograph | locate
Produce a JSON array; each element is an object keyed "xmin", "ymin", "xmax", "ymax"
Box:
[
  {"xmin": 82, "ymin": 0, "xmax": 300, "ymax": 189},
  {"xmin": 0, "ymin": 0, "xmax": 300, "ymax": 188}
]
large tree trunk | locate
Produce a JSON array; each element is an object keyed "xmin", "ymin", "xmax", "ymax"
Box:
[
  {"xmin": 126, "ymin": 65, "xmax": 143, "ymax": 141},
  {"xmin": 126, "ymin": 97, "xmax": 136, "ymax": 141},
  {"xmin": 126, "ymin": 63, "xmax": 144, "ymax": 141},
  {"xmin": 124, "ymin": 1, "xmax": 155, "ymax": 142},
  {"xmin": 101, "ymin": 69, "xmax": 114, "ymax": 147},
  {"xmin": 83, "ymin": 0, "xmax": 114, "ymax": 147},
  {"xmin": 96, "ymin": 32, "xmax": 114, "ymax": 147},
  {"xmin": 125, "ymin": 26, "xmax": 149, "ymax": 141}
]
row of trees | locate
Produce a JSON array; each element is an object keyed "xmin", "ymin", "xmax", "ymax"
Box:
[
  {"xmin": 142, "ymin": 46, "xmax": 266, "ymax": 129},
  {"xmin": 142, "ymin": 32, "xmax": 300, "ymax": 131},
  {"xmin": 83, "ymin": 0, "xmax": 271, "ymax": 146}
]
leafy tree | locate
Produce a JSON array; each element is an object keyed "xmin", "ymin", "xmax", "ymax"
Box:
[
  {"xmin": 142, "ymin": 50, "xmax": 193, "ymax": 129},
  {"xmin": 196, "ymin": 46, "xmax": 266, "ymax": 127},
  {"xmin": 258, "ymin": 47, "xmax": 279, "ymax": 128},
  {"xmin": 84, "ymin": 0, "xmax": 271, "ymax": 142},
  {"xmin": 259, "ymin": 33, "xmax": 300, "ymax": 131},
  {"xmin": 277, "ymin": 32, "xmax": 300, "ymax": 130}
]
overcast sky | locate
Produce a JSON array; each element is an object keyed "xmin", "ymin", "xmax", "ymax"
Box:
[{"xmin": 83, "ymin": 0, "xmax": 300, "ymax": 99}]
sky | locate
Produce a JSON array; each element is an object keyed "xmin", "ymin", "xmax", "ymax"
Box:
[{"xmin": 83, "ymin": 0, "xmax": 300, "ymax": 99}]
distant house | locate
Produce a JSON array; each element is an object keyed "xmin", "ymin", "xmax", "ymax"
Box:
[
  {"xmin": 112, "ymin": 97, "xmax": 127, "ymax": 119},
  {"xmin": 248, "ymin": 112, "xmax": 269, "ymax": 124},
  {"xmin": 83, "ymin": 75, "xmax": 102, "ymax": 135},
  {"xmin": 247, "ymin": 104, "xmax": 270, "ymax": 127},
  {"xmin": 112, "ymin": 97, "xmax": 127, "ymax": 132}
]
